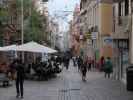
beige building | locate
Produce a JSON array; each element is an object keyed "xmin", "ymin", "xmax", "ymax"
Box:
[
  {"xmin": 112, "ymin": 0, "xmax": 132, "ymax": 81},
  {"xmin": 80, "ymin": 0, "xmax": 133, "ymax": 81},
  {"xmin": 80, "ymin": 0, "xmax": 113, "ymax": 61}
]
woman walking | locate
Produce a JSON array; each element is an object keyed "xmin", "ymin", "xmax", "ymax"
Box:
[
  {"xmin": 15, "ymin": 59, "xmax": 25, "ymax": 99},
  {"xmin": 104, "ymin": 57, "xmax": 113, "ymax": 78},
  {"xmin": 99, "ymin": 56, "xmax": 105, "ymax": 71}
]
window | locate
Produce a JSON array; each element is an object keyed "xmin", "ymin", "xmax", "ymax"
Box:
[
  {"xmin": 125, "ymin": 0, "xmax": 129, "ymax": 16},
  {"xmin": 119, "ymin": 1, "xmax": 126, "ymax": 16},
  {"xmin": 113, "ymin": 6, "xmax": 115, "ymax": 32},
  {"xmin": 113, "ymin": 6, "xmax": 115, "ymax": 17},
  {"xmin": 121, "ymin": 2, "xmax": 125, "ymax": 16},
  {"xmin": 119, "ymin": 2, "xmax": 121, "ymax": 16},
  {"xmin": 131, "ymin": 0, "xmax": 133, "ymax": 12}
]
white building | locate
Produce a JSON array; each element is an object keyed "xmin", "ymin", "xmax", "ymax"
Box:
[{"xmin": 48, "ymin": 17, "xmax": 59, "ymax": 49}]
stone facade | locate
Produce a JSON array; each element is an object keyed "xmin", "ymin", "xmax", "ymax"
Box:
[
  {"xmin": 112, "ymin": 0, "xmax": 132, "ymax": 81},
  {"xmin": 69, "ymin": 4, "xmax": 81, "ymax": 56}
]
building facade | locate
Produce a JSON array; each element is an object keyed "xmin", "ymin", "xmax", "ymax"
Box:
[
  {"xmin": 69, "ymin": 4, "xmax": 81, "ymax": 56},
  {"xmin": 112, "ymin": 0, "xmax": 132, "ymax": 81},
  {"xmin": 48, "ymin": 17, "xmax": 59, "ymax": 49},
  {"xmin": 80, "ymin": 0, "xmax": 113, "ymax": 61},
  {"xmin": 79, "ymin": 0, "xmax": 133, "ymax": 82}
]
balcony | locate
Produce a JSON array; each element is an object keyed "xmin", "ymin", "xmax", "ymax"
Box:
[
  {"xmin": 117, "ymin": 16, "xmax": 131, "ymax": 32},
  {"xmin": 113, "ymin": 15, "xmax": 131, "ymax": 39}
]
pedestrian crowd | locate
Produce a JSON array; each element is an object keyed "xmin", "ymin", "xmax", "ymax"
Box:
[
  {"xmin": 0, "ymin": 50, "xmax": 113, "ymax": 99},
  {"xmin": 71, "ymin": 55, "xmax": 113, "ymax": 81}
]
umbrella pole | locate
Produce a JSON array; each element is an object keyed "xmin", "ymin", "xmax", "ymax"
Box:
[
  {"xmin": 15, "ymin": 51, "xmax": 18, "ymax": 58},
  {"xmin": 22, "ymin": 52, "xmax": 24, "ymax": 63},
  {"xmin": 33, "ymin": 53, "xmax": 36, "ymax": 63}
]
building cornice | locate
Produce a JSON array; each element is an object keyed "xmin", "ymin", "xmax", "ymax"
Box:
[
  {"xmin": 113, "ymin": 0, "xmax": 124, "ymax": 3},
  {"xmin": 99, "ymin": 0, "xmax": 113, "ymax": 4}
]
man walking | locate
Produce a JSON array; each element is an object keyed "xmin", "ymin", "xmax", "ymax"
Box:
[
  {"xmin": 15, "ymin": 59, "xmax": 25, "ymax": 99},
  {"xmin": 81, "ymin": 61, "xmax": 87, "ymax": 81}
]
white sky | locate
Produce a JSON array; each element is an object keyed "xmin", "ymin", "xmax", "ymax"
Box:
[{"xmin": 48, "ymin": 0, "xmax": 80, "ymax": 31}]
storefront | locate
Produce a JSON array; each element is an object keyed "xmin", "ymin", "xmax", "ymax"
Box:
[{"xmin": 113, "ymin": 39, "xmax": 129, "ymax": 80}]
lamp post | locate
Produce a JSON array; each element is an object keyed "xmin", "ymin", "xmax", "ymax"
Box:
[
  {"xmin": 21, "ymin": 0, "xmax": 24, "ymax": 44},
  {"xmin": 21, "ymin": 0, "xmax": 24, "ymax": 61}
]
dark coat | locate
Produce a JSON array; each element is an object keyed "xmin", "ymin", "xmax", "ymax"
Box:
[
  {"xmin": 16, "ymin": 63, "xmax": 25, "ymax": 81},
  {"xmin": 104, "ymin": 60, "xmax": 113, "ymax": 73}
]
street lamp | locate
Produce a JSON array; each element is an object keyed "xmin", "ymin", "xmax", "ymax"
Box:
[
  {"xmin": 21, "ymin": 0, "xmax": 24, "ymax": 44},
  {"xmin": 21, "ymin": 0, "xmax": 24, "ymax": 61}
]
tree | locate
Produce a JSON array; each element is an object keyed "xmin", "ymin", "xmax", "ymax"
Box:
[
  {"xmin": 0, "ymin": 6, "xmax": 9, "ymax": 45},
  {"xmin": 0, "ymin": 0, "xmax": 49, "ymax": 45},
  {"xmin": 16, "ymin": 0, "xmax": 48, "ymax": 43}
]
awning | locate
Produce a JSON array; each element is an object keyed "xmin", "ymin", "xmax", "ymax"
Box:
[
  {"xmin": 0, "ymin": 45, "xmax": 17, "ymax": 51},
  {"xmin": 17, "ymin": 41, "xmax": 57, "ymax": 53}
]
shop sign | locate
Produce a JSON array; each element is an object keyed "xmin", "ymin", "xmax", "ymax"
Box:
[
  {"xmin": 91, "ymin": 32, "xmax": 98, "ymax": 40},
  {"xmin": 103, "ymin": 36, "xmax": 113, "ymax": 45}
]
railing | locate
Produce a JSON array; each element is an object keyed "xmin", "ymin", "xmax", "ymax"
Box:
[
  {"xmin": 118, "ymin": 16, "xmax": 131, "ymax": 27},
  {"xmin": 113, "ymin": 16, "xmax": 131, "ymax": 39},
  {"xmin": 115, "ymin": 16, "xmax": 131, "ymax": 33}
]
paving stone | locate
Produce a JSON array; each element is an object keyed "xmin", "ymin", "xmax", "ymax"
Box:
[{"xmin": 0, "ymin": 62, "xmax": 133, "ymax": 100}]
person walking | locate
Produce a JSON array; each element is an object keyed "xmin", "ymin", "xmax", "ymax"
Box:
[
  {"xmin": 63, "ymin": 56, "xmax": 70, "ymax": 70},
  {"xmin": 77, "ymin": 56, "xmax": 83, "ymax": 72},
  {"xmin": 86, "ymin": 57, "xmax": 92, "ymax": 71},
  {"xmin": 104, "ymin": 57, "xmax": 113, "ymax": 78},
  {"xmin": 99, "ymin": 56, "xmax": 105, "ymax": 71},
  {"xmin": 72, "ymin": 56, "xmax": 77, "ymax": 67},
  {"xmin": 15, "ymin": 59, "xmax": 25, "ymax": 99},
  {"xmin": 81, "ymin": 61, "xmax": 87, "ymax": 81}
]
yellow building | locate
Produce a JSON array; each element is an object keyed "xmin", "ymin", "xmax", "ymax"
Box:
[{"xmin": 80, "ymin": 0, "xmax": 113, "ymax": 60}]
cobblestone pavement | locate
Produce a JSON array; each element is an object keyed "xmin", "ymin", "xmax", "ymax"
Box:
[{"xmin": 0, "ymin": 61, "xmax": 133, "ymax": 100}]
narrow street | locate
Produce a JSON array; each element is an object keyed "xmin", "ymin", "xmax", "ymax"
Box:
[{"xmin": 0, "ymin": 61, "xmax": 133, "ymax": 100}]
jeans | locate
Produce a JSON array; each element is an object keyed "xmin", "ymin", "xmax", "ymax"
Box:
[{"xmin": 16, "ymin": 79, "xmax": 24, "ymax": 97}]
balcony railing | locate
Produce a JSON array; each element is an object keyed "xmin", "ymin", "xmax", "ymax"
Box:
[
  {"xmin": 117, "ymin": 16, "xmax": 131, "ymax": 32},
  {"xmin": 113, "ymin": 15, "xmax": 131, "ymax": 39}
]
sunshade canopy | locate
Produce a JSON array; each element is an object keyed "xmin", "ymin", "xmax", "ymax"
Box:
[
  {"xmin": 0, "ymin": 41, "xmax": 57, "ymax": 54},
  {"xmin": 0, "ymin": 45, "xmax": 17, "ymax": 51},
  {"xmin": 17, "ymin": 41, "xmax": 57, "ymax": 53}
]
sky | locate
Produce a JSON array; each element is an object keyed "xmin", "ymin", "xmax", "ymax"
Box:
[{"xmin": 48, "ymin": 0, "xmax": 80, "ymax": 31}]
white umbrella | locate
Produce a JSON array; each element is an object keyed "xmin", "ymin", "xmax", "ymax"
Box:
[
  {"xmin": 0, "ymin": 45, "xmax": 17, "ymax": 51},
  {"xmin": 17, "ymin": 41, "xmax": 57, "ymax": 53},
  {"xmin": 0, "ymin": 45, "xmax": 18, "ymax": 58}
]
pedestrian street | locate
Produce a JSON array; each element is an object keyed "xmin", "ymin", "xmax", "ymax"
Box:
[{"xmin": 0, "ymin": 62, "xmax": 133, "ymax": 100}]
